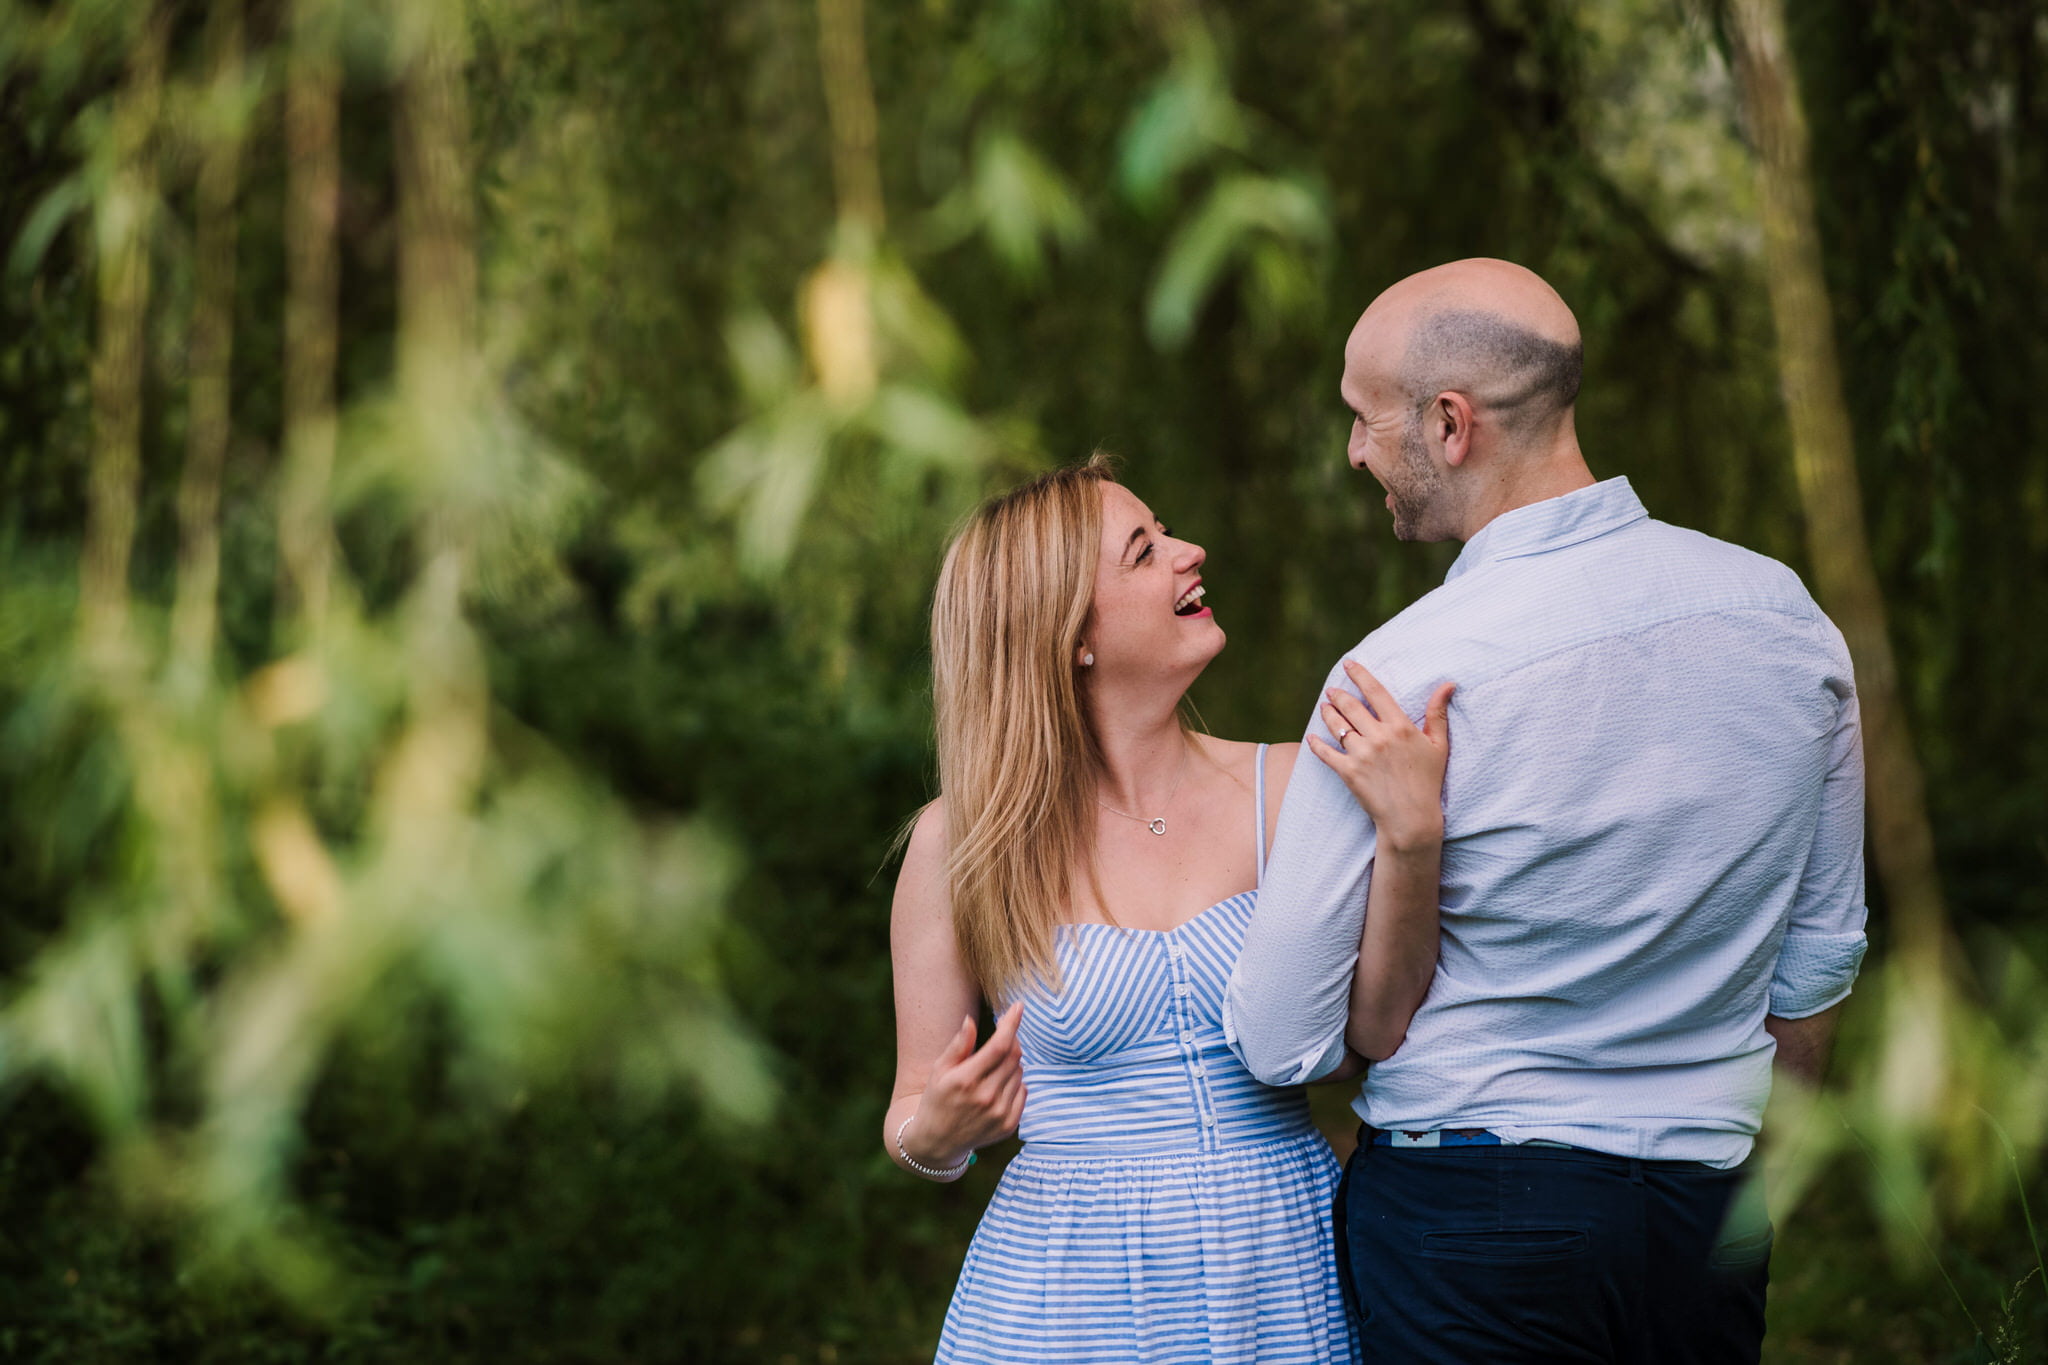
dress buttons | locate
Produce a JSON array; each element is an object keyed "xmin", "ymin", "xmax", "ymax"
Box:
[
  {"xmin": 1180, "ymin": 1030, "xmax": 1194, "ymax": 1043},
  {"xmin": 1174, "ymin": 983, "xmax": 1189, "ymax": 997},
  {"xmin": 1168, "ymin": 944, "xmax": 1182, "ymax": 958},
  {"xmin": 1202, "ymin": 1116, "xmax": 1216, "ymax": 1127},
  {"xmin": 1192, "ymin": 1064, "xmax": 1206, "ymax": 1077}
]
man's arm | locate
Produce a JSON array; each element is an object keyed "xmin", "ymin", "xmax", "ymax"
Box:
[
  {"xmin": 1765, "ymin": 642, "xmax": 1869, "ymax": 1074},
  {"xmin": 1765, "ymin": 1002, "xmax": 1843, "ymax": 1088}
]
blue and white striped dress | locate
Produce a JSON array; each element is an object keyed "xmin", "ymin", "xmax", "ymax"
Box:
[{"xmin": 936, "ymin": 747, "xmax": 1359, "ymax": 1365}]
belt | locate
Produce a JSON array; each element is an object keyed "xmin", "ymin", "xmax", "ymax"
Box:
[
  {"xmin": 1370, "ymin": 1127, "xmax": 1502, "ymax": 1148},
  {"xmin": 1368, "ymin": 1127, "xmax": 1581, "ymax": 1150}
]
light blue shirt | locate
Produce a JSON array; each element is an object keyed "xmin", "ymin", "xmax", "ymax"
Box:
[{"xmin": 1224, "ymin": 477, "xmax": 1867, "ymax": 1167}]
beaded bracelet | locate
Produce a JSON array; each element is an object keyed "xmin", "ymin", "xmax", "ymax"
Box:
[{"xmin": 896, "ymin": 1114, "xmax": 976, "ymax": 1181}]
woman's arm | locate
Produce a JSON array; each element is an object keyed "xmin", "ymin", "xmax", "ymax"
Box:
[
  {"xmin": 884, "ymin": 803, "xmax": 1027, "ymax": 1180},
  {"xmin": 1306, "ymin": 661, "xmax": 1454, "ymax": 1062},
  {"xmin": 1343, "ymin": 822, "xmax": 1442, "ymax": 1061}
]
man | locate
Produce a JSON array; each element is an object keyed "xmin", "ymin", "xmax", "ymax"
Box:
[{"xmin": 1224, "ymin": 258, "xmax": 1867, "ymax": 1363}]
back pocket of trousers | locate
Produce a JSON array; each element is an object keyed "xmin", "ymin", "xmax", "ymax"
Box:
[{"xmin": 1420, "ymin": 1228, "xmax": 1589, "ymax": 1263}]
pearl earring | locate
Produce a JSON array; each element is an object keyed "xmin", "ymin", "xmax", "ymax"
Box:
[{"xmin": 1081, "ymin": 653, "xmax": 1094, "ymax": 667}]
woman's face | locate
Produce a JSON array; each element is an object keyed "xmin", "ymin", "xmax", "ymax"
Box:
[{"xmin": 1085, "ymin": 481, "xmax": 1224, "ymax": 682}]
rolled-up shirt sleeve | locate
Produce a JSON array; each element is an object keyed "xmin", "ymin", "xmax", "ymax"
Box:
[
  {"xmin": 1769, "ymin": 656, "xmax": 1869, "ymax": 1019},
  {"xmin": 1223, "ymin": 652, "xmax": 1393, "ymax": 1085}
]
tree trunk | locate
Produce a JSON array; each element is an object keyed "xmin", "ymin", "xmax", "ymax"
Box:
[
  {"xmin": 1724, "ymin": 0, "xmax": 1953, "ymax": 1111},
  {"xmin": 81, "ymin": 13, "xmax": 166, "ymax": 668},
  {"xmin": 816, "ymin": 0, "xmax": 885, "ymax": 235},
  {"xmin": 278, "ymin": 0, "xmax": 342, "ymax": 634},
  {"xmin": 171, "ymin": 0, "xmax": 244, "ymax": 685}
]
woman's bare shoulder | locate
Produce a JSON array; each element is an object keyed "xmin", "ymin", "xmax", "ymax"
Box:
[
  {"xmin": 1190, "ymin": 733, "xmax": 1301, "ymax": 787},
  {"xmin": 1257, "ymin": 743, "xmax": 1300, "ymax": 845},
  {"xmin": 1263, "ymin": 741, "xmax": 1302, "ymax": 786},
  {"xmin": 892, "ymin": 801, "xmax": 951, "ymax": 919},
  {"xmin": 905, "ymin": 798, "xmax": 946, "ymax": 855},
  {"xmin": 1189, "ymin": 734, "xmax": 1253, "ymax": 775}
]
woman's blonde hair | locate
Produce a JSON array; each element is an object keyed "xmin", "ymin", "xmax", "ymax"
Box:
[{"xmin": 931, "ymin": 453, "xmax": 1125, "ymax": 1000}]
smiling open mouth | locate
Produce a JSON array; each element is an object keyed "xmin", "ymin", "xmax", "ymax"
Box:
[{"xmin": 1173, "ymin": 584, "xmax": 1206, "ymax": 616}]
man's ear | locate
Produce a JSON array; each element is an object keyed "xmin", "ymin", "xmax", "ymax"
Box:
[{"xmin": 1436, "ymin": 391, "xmax": 1476, "ymax": 468}]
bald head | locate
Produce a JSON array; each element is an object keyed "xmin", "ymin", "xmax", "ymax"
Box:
[
  {"xmin": 1350, "ymin": 259, "xmax": 1582, "ymax": 445},
  {"xmin": 1341, "ymin": 260, "xmax": 1594, "ymax": 542}
]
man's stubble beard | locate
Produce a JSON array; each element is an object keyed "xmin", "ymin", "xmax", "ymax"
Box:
[{"xmin": 1387, "ymin": 417, "xmax": 1448, "ymax": 542}]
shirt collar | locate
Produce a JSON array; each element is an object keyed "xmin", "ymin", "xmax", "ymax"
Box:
[{"xmin": 1444, "ymin": 477, "xmax": 1648, "ymax": 583}]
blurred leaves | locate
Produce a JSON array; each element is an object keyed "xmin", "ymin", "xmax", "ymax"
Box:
[
  {"xmin": 1110, "ymin": 21, "xmax": 1332, "ymax": 349},
  {"xmin": 1147, "ymin": 172, "xmax": 1331, "ymax": 350},
  {"xmin": 1119, "ymin": 30, "xmax": 1249, "ymax": 213},
  {"xmin": 927, "ymin": 128, "xmax": 1089, "ymax": 282},
  {"xmin": 967, "ymin": 130, "xmax": 1089, "ymax": 281},
  {"xmin": 0, "ymin": 0, "xmax": 772, "ymax": 1309},
  {"xmin": 7, "ymin": 175, "xmax": 90, "ymax": 282},
  {"xmin": 697, "ymin": 235, "xmax": 1001, "ymax": 581},
  {"xmin": 700, "ymin": 387, "xmax": 833, "ymax": 575},
  {"xmin": 0, "ymin": 0, "xmax": 2041, "ymax": 1357}
]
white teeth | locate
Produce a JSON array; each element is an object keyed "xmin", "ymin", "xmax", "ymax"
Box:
[{"xmin": 1174, "ymin": 584, "xmax": 1206, "ymax": 612}]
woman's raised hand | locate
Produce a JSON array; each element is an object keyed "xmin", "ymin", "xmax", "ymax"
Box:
[
  {"xmin": 1306, "ymin": 660, "xmax": 1455, "ymax": 853},
  {"xmin": 903, "ymin": 1001, "xmax": 1028, "ymax": 1170}
]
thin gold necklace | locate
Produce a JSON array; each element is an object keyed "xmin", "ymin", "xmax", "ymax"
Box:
[{"xmin": 1097, "ymin": 741, "xmax": 1189, "ymax": 836}]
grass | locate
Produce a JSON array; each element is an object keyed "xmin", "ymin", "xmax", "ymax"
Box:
[{"xmin": 1765, "ymin": 1163, "xmax": 2045, "ymax": 1364}]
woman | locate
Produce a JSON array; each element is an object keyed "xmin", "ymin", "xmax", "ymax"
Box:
[{"xmin": 885, "ymin": 455, "xmax": 1453, "ymax": 1363}]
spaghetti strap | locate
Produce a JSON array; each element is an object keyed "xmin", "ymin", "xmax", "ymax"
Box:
[{"xmin": 1253, "ymin": 742, "xmax": 1269, "ymax": 886}]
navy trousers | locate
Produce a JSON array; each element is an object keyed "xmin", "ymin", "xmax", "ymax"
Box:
[{"xmin": 1334, "ymin": 1132, "xmax": 1771, "ymax": 1364}]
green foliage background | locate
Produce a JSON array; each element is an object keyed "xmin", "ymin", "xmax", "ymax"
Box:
[{"xmin": 0, "ymin": 0, "xmax": 2043, "ymax": 1360}]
